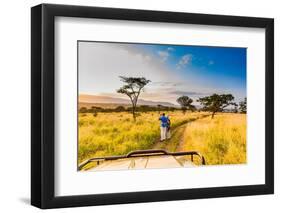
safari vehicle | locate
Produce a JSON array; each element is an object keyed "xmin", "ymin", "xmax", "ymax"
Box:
[{"xmin": 79, "ymin": 149, "xmax": 206, "ymax": 171}]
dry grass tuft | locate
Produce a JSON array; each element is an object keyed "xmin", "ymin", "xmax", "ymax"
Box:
[{"xmin": 182, "ymin": 113, "xmax": 246, "ymax": 165}]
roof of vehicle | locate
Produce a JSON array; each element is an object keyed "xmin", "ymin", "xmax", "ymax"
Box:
[
  {"xmin": 87, "ymin": 155, "xmax": 195, "ymax": 171},
  {"xmin": 79, "ymin": 149, "xmax": 205, "ymax": 171}
]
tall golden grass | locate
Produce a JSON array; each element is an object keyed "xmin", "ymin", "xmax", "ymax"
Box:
[
  {"xmin": 181, "ymin": 113, "xmax": 246, "ymax": 165},
  {"xmin": 78, "ymin": 111, "xmax": 206, "ymax": 163},
  {"xmin": 78, "ymin": 111, "xmax": 246, "ymax": 166}
]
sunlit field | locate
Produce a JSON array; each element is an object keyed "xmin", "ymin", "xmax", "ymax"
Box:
[
  {"xmin": 181, "ymin": 113, "xmax": 246, "ymax": 165},
  {"xmin": 77, "ymin": 41, "xmax": 247, "ymax": 170},
  {"xmin": 78, "ymin": 111, "xmax": 207, "ymax": 163},
  {"xmin": 78, "ymin": 111, "xmax": 246, "ymax": 167}
]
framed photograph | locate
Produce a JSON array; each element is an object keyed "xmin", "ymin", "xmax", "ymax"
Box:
[{"xmin": 31, "ymin": 4, "xmax": 274, "ymax": 209}]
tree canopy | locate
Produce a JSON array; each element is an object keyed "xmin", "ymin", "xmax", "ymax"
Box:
[
  {"xmin": 239, "ymin": 97, "xmax": 247, "ymax": 113},
  {"xmin": 176, "ymin": 96, "xmax": 195, "ymax": 113},
  {"xmin": 198, "ymin": 94, "xmax": 235, "ymax": 118},
  {"xmin": 117, "ymin": 76, "xmax": 150, "ymax": 121}
]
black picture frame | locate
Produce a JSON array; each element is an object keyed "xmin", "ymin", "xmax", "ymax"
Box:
[{"xmin": 31, "ymin": 3, "xmax": 274, "ymax": 209}]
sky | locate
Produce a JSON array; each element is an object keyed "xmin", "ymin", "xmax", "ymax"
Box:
[{"xmin": 78, "ymin": 41, "xmax": 246, "ymax": 105}]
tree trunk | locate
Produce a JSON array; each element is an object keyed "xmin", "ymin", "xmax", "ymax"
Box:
[
  {"xmin": 132, "ymin": 102, "xmax": 137, "ymax": 122},
  {"xmin": 129, "ymin": 99, "xmax": 137, "ymax": 122},
  {"xmin": 211, "ymin": 111, "xmax": 216, "ymax": 119},
  {"xmin": 132, "ymin": 108, "xmax": 136, "ymax": 121}
]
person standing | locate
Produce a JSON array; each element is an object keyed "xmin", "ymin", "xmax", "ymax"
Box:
[
  {"xmin": 159, "ymin": 113, "xmax": 168, "ymax": 141},
  {"xmin": 166, "ymin": 115, "xmax": 171, "ymax": 139}
]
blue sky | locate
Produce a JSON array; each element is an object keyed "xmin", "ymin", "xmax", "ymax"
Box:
[
  {"xmin": 136, "ymin": 43, "xmax": 246, "ymax": 93},
  {"xmin": 79, "ymin": 42, "xmax": 246, "ymax": 105}
]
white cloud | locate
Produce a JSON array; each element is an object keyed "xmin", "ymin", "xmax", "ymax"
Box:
[
  {"xmin": 157, "ymin": 50, "xmax": 169, "ymax": 62},
  {"xmin": 78, "ymin": 42, "xmax": 181, "ymax": 96},
  {"xmin": 156, "ymin": 47, "xmax": 175, "ymax": 62},
  {"xmin": 177, "ymin": 54, "xmax": 192, "ymax": 69}
]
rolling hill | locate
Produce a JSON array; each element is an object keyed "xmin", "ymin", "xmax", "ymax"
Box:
[{"xmin": 79, "ymin": 94, "xmax": 177, "ymax": 109}]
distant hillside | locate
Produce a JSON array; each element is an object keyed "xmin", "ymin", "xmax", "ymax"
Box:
[
  {"xmin": 79, "ymin": 94, "xmax": 177, "ymax": 108},
  {"xmin": 79, "ymin": 102, "xmax": 132, "ymax": 109}
]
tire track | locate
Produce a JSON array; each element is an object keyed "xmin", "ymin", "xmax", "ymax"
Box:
[{"xmin": 152, "ymin": 114, "xmax": 210, "ymax": 152}]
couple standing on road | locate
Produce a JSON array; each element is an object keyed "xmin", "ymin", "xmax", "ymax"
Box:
[{"xmin": 159, "ymin": 113, "xmax": 171, "ymax": 142}]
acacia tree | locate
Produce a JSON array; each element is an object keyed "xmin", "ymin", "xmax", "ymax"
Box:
[
  {"xmin": 79, "ymin": 107, "xmax": 88, "ymax": 113},
  {"xmin": 157, "ymin": 104, "xmax": 162, "ymax": 114},
  {"xmin": 176, "ymin": 96, "xmax": 195, "ymax": 114},
  {"xmin": 233, "ymin": 103, "xmax": 238, "ymax": 113},
  {"xmin": 117, "ymin": 76, "xmax": 150, "ymax": 121},
  {"xmin": 197, "ymin": 94, "xmax": 235, "ymax": 118},
  {"xmin": 239, "ymin": 97, "xmax": 247, "ymax": 113}
]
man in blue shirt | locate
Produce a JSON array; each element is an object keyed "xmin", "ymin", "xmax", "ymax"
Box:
[{"xmin": 159, "ymin": 113, "xmax": 168, "ymax": 141}]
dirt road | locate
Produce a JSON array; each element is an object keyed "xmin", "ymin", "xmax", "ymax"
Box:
[{"xmin": 152, "ymin": 114, "xmax": 209, "ymax": 152}]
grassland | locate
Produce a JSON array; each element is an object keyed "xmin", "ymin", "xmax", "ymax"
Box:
[
  {"xmin": 78, "ymin": 111, "xmax": 207, "ymax": 163},
  {"xmin": 180, "ymin": 113, "xmax": 246, "ymax": 165},
  {"xmin": 78, "ymin": 111, "xmax": 246, "ymax": 167}
]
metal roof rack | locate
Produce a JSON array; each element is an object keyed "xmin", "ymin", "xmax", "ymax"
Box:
[{"xmin": 79, "ymin": 149, "xmax": 206, "ymax": 170}]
